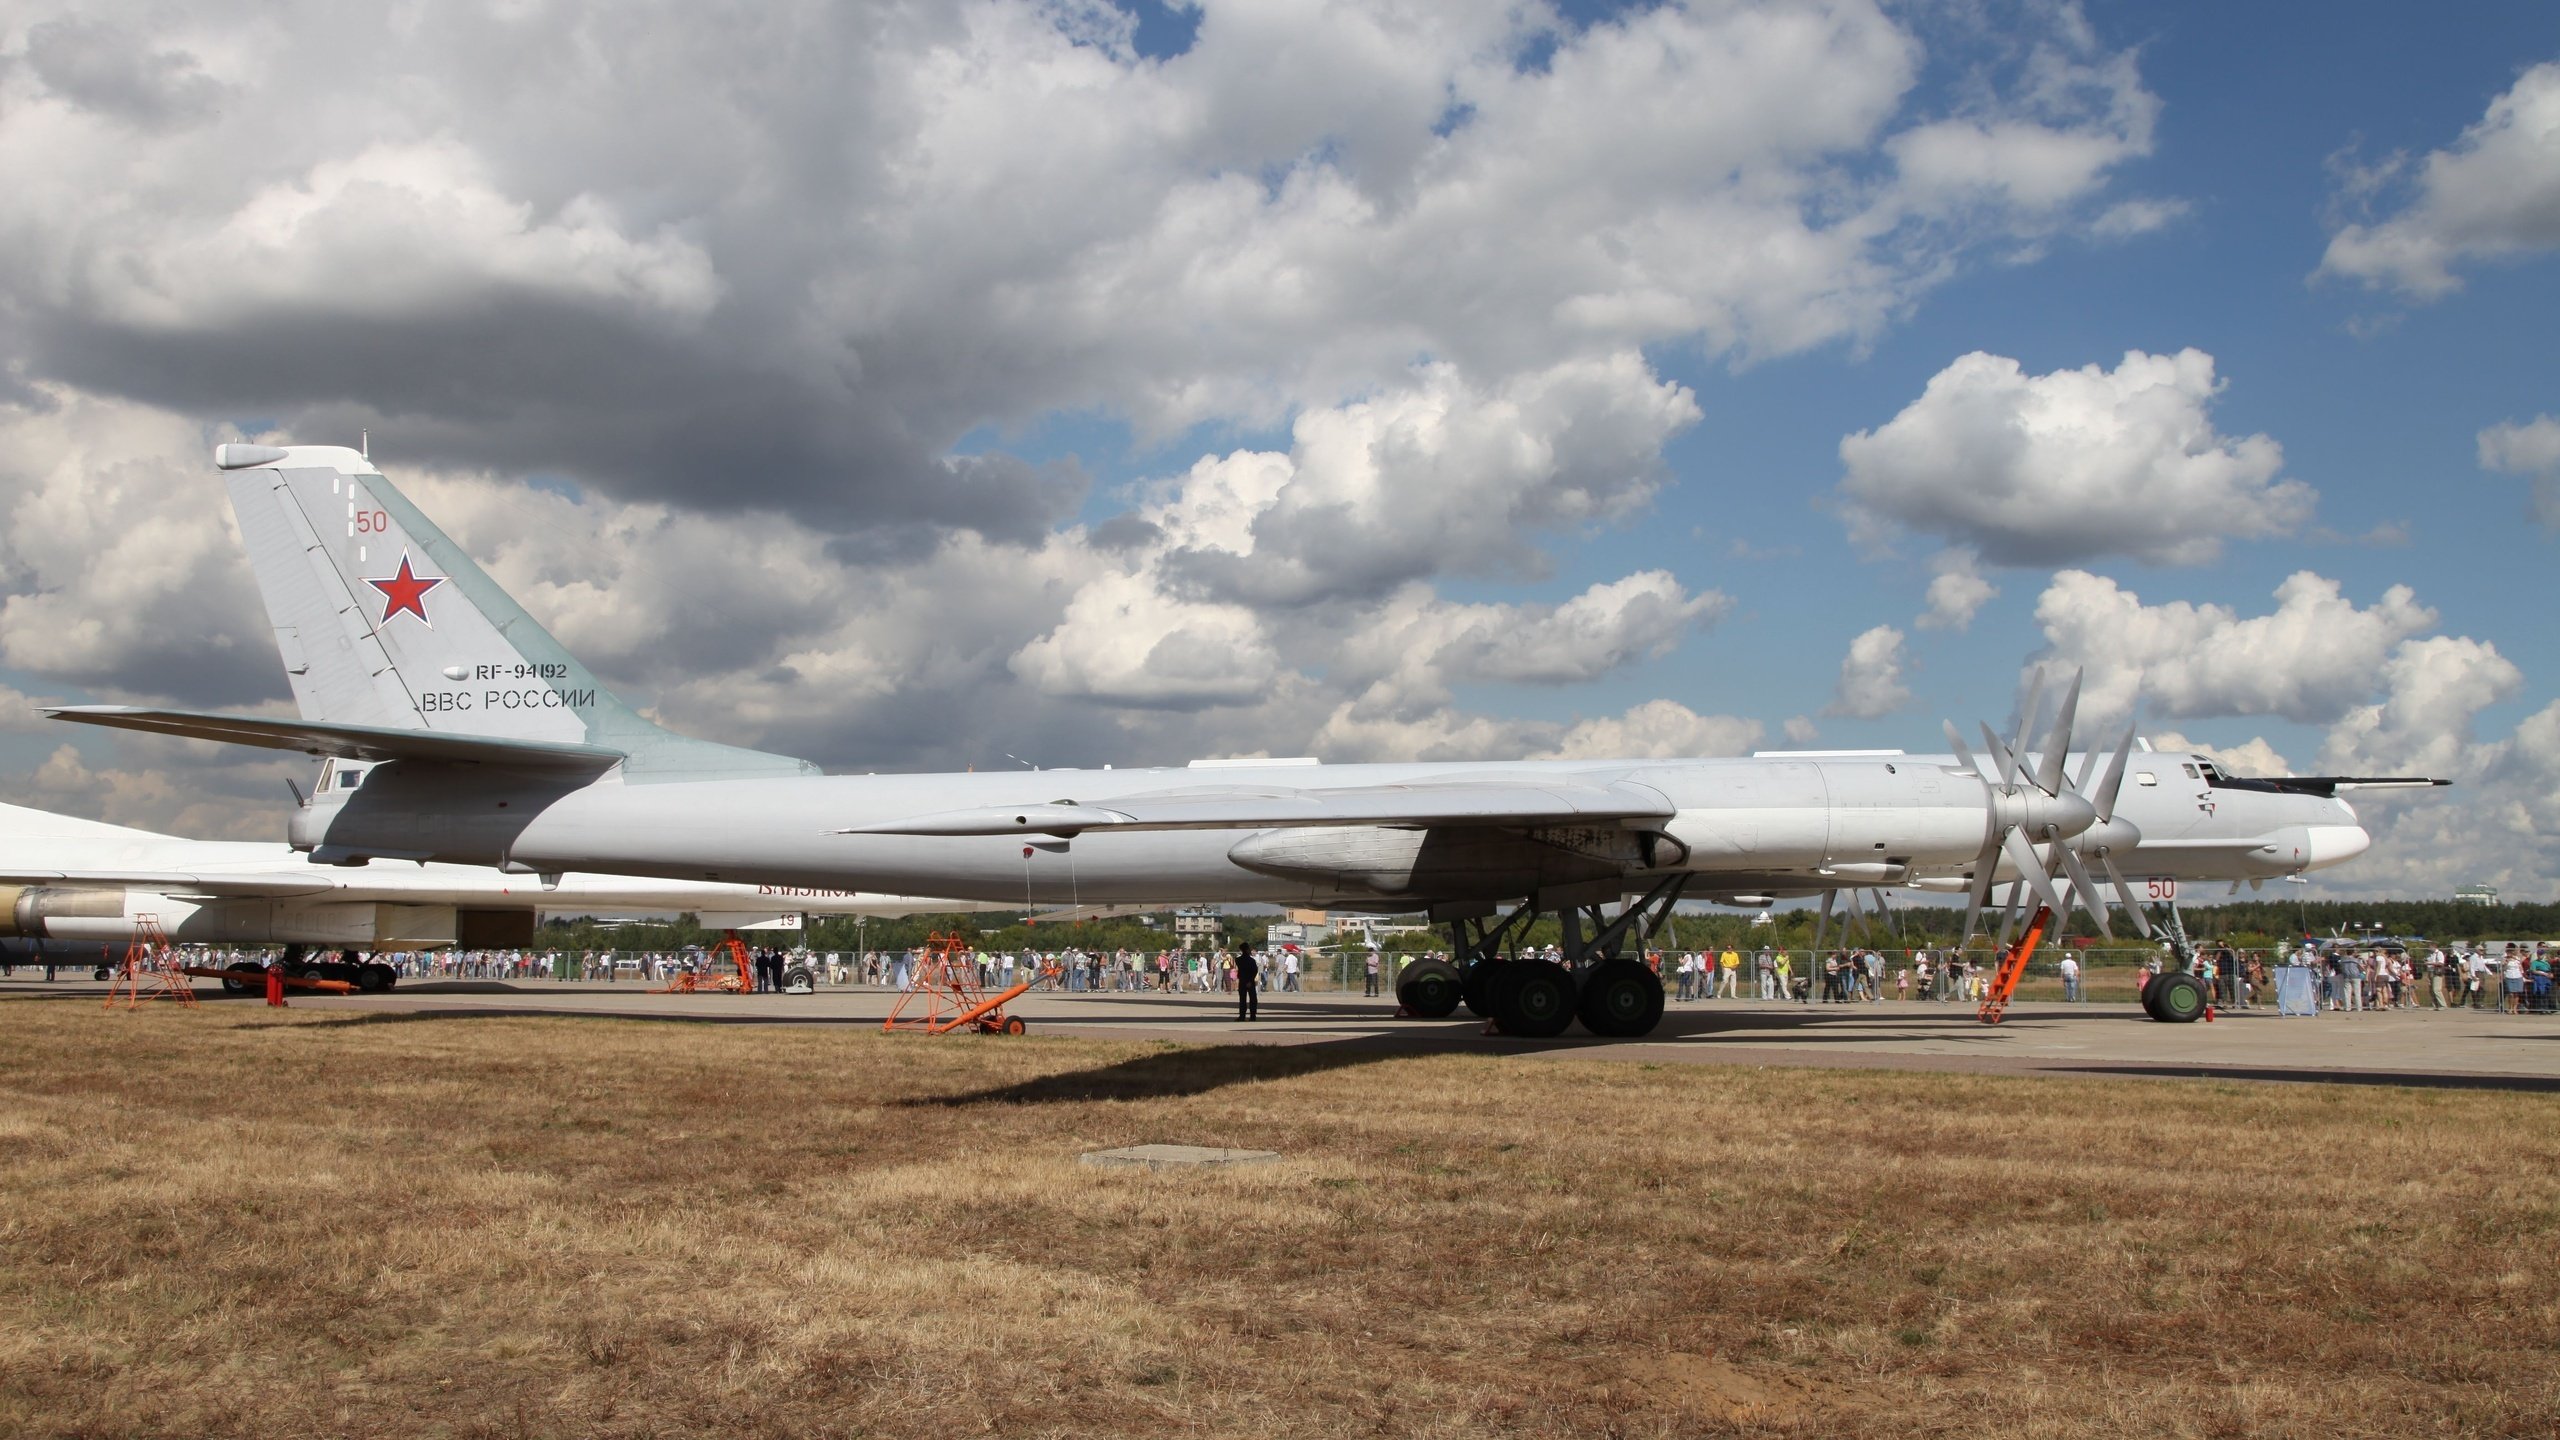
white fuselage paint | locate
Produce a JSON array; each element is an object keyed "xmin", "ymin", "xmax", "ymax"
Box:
[{"xmin": 297, "ymin": 751, "xmax": 2367, "ymax": 909}]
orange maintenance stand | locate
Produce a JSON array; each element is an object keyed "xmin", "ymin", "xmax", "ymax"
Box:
[{"xmin": 883, "ymin": 932, "xmax": 1031, "ymax": 1035}]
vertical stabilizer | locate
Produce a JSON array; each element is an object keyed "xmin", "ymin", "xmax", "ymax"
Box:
[{"xmin": 215, "ymin": 444, "xmax": 816, "ymax": 782}]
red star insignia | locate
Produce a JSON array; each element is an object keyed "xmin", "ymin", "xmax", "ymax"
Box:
[{"xmin": 367, "ymin": 552, "xmax": 446, "ymax": 626}]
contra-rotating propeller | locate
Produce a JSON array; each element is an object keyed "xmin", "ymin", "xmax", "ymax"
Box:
[{"xmin": 1941, "ymin": 669, "xmax": 2151, "ymax": 948}]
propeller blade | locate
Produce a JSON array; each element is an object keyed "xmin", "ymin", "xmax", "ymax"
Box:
[
  {"xmin": 2097, "ymin": 850, "xmax": 2153, "ymax": 939},
  {"xmin": 2055, "ymin": 843, "xmax": 2111, "ymax": 940},
  {"xmin": 2093, "ymin": 721, "xmax": 2137, "ymax": 822},
  {"xmin": 2011, "ymin": 670, "xmax": 2047, "ymax": 771},
  {"xmin": 1980, "ymin": 722, "xmax": 2021, "ymax": 790},
  {"xmin": 1945, "ymin": 720, "xmax": 1983, "ymax": 779},
  {"xmin": 2034, "ymin": 671, "xmax": 2081, "ymax": 797},
  {"xmin": 2001, "ymin": 826, "xmax": 2067, "ymax": 914},
  {"xmin": 1960, "ymin": 856, "xmax": 1995, "ymax": 949},
  {"xmin": 1995, "ymin": 879, "xmax": 2028, "ymax": 949}
]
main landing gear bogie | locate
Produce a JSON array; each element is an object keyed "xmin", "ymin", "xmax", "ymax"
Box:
[{"xmin": 1422, "ymin": 878, "xmax": 1690, "ymax": 1040}]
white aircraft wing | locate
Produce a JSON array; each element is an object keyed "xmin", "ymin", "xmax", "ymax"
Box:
[
  {"xmin": 840, "ymin": 777, "xmax": 1673, "ymax": 837},
  {"xmin": 0, "ymin": 868, "xmax": 340, "ymax": 898}
]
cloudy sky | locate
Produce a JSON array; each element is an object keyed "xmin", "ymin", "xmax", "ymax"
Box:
[{"xmin": 0, "ymin": 0, "xmax": 2554, "ymax": 899}]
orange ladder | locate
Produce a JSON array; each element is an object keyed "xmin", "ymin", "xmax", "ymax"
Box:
[
  {"xmin": 104, "ymin": 915, "xmax": 197, "ymax": 1010},
  {"xmin": 1975, "ymin": 906, "xmax": 2054, "ymax": 1025}
]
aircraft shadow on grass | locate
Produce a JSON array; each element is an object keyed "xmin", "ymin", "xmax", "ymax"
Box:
[{"xmin": 908, "ymin": 1036, "xmax": 1409, "ymax": 1107}]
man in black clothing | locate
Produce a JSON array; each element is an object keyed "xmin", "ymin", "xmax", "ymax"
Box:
[{"xmin": 1234, "ymin": 943, "xmax": 1261, "ymax": 1021}]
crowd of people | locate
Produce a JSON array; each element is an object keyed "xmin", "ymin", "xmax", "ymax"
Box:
[
  {"xmin": 2183, "ymin": 940, "xmax": 2560, "ymax": 1013},
  {"xmin": 21, "ymin": 934, "xmax": 2556, "ymax": 1016}
]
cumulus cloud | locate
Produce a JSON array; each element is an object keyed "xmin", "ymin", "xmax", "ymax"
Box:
[
  {"xmin": 2318, "ymin": 61, "xmax": 2560, "ymax": 300},
  {"xmin": 1838, "ymin": 349, "xmax": 2314, "ymax": 566},
  {"xmin": 1158, "ymin": 355, "xmax": 1701, "ymax": 605},
  {"xmin": 1915, "ymin": 548, "xmax": 1997, "ymax": 631},
  {"xmin": 2033, "ymin": 569, "xmax": 2436, "ymax": 726},
  {"xmin": 0, "ymin": 2, "xmax": 2195, "ymax": 836},
  {"xmin": 0, "ymin": 0, "xmax": 2159, "ymax": 530},
  {"xmin": 1539, "ymin": 701, "xmax": 1763, "ymax": 761},
  {"xmin": 2479, "ymin": 414, "xmax": 2560, "ymax": 527},
  {"xmin": 1825, "ymin": 625, "xmax": 1911, "ymax": 719},
  {"xmin": 0, "ymin": 386, "xmax": 280, "ymax": 705}
]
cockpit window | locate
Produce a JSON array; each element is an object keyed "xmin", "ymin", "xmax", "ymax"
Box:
[
  {"xmin": 2181, "ymin": 763, "xmax": 2200, "ymax": 779},
  {"xmin": 338, "ymin": 767, "xmax": 366, "ymax": 790}
]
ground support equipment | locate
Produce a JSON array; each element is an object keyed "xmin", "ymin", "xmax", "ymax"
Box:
[
  {"xmin": 654, "ymin": 932, "xmax": 754, "ymax": 994},
  {"xmin": 1975, "ymin": 905, "xmax": 2053, "ymax": 1024},
  {"xmin": 883, "ymin": 932, "xmax": 1031, "ymax": 1035},
  {"xmin": 183, "ymin": 963, "xmax": 355, "ymax": 995},
  {"xmin": 103, "ymin": 916, "xmax": 196, "ymax": 1010}
]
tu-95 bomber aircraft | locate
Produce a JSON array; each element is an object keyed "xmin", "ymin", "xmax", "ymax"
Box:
[{"xmin": 46, "ymin": 444, "xmax": 2444, "ymax": 1039}]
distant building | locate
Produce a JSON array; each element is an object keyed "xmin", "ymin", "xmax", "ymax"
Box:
[
  {"xmin": 2456, "ymin": 884, "xmax": 2499, "ymax": 905},
  {"xmin": 1172, "ymin": 908, "xmax": 1222, "ymax": 948}
]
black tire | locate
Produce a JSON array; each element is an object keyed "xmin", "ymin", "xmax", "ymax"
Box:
[
  {"xmin": 93, "ymin": 966, "xmax": 112, "ymax": 981},
  {"xmin": 1460, "ymin": 958, "xmax": 1511, "ymax": 1018},
  {"xmin": 2150, "ymin": 970, "xmax": 2209, "ymax": 1023},
  {"xmin": 280, "ymin": 958, "xmax": 311, "ymax": 980},
  {"xmin": 783, "ymin": 966, "xmax": 814, "ymax": 991},
  {"xmin": 1396, "ymin": 959, "xmax": 1462, "ymax": 1018},
  {"xmin": 2140, "ymin": 971, "xmax": 2174, "ymax": 1021},
  {"xmin": 1578, "ymin": 959, "xmax": 1665, "ymax": 1038},
  {"xmin": 357, "ymin": 963, "xmax": 397, "ymax": 993},
  {"xmin": 220, "ymin": 961, "xmax": 265, "ymax": 996},
  {"xmin": 1492, "ymin": 959, "xmax": 1578, "ymax": 1039}
]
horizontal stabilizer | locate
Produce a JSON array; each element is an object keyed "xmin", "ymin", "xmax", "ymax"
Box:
[
  {"xmin": 840, "ymin": 778, "xmax": 1674, "ymax": 837},
  {"xmin": 46, "ymin": 707, "xmax": 626, "ymax": 771}
]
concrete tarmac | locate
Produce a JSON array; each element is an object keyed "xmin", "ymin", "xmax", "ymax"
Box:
[{"xmin": 14, "ymin": 977, "xmax": 2560, "ymax": 1091}]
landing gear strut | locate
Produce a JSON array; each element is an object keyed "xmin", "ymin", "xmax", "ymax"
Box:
[{"xmin": 1415, "ymin": 878, "xmax": 1688, "ymax": 1039}]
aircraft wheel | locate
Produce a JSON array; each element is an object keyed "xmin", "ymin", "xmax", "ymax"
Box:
[
  {"xmin": 1577, "ymin": 959, "xmax": 1664, "ymax": 1039},
  {"xmin": 783, "ymin": 966, "xmax": 814, "ymax": 991},
  {"xmin": 220, "ymin": 962, "xmax": 264, "ymax": 996},
  {"xmin": 1460, "ymin": 959, "xmax": 1512, "ymax": 1018},
  {"xmin": 1492, "ymin": 959, "xmax": 1578, "ymax": 1039},
  {"xmin": 357, "ymin": 963, "xmax": 397, "ymax": 993},
  {"xmin": 2149, "ymin": 971, "xmax": 2208, "ymax": 1024},
  {"xmin": 280, "ymin": 957, "xmax": 310, "ymax": 980},
  {"xmin": 1396, "ymin": 959, "xmax": 1462, "ymax": 1018},
  {"xmin": 2137, "ymin": 974, "xmax": 2163, "ymax": 1021},
  {"xmin": 93, "ymin": 966, "xmax": 112, "ymax": 981}
]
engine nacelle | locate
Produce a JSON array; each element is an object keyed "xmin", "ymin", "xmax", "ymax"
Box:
[
  {"xmin": 1227, "ymin": 825, "xmax": 1651, "ymax": 898},
  {"xmin": 0, "ymin": 885, "xmax": 127, "ymax": 939}
]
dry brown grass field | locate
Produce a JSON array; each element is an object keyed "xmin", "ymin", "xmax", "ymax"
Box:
[{"xmin": 2, "ymin": 998, "xmax": 2555, "ymax": 1439}]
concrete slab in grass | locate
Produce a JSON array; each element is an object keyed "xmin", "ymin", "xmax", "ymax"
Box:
[{"xmin": 1080, "ymin": 1144, "xmax": 1281, "ymax": 1170}]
